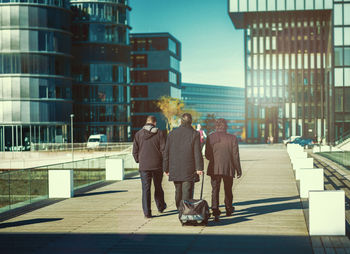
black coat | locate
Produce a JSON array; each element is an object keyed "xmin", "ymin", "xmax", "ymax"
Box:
[
  {"xmin": 205, "ymin": 131, "xmax": 242, "ymax": 177},
  {"xmin": 133, "ymin": 124, "xmax": 166, "ymax": 171},
  {"xmin": 163, "ymin": 124, "xmax": 204, "ymax": 182}
]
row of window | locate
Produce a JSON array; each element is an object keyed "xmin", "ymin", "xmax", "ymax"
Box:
[
  {"xmin": 184, "ymin": 103, "xmax": 245, "ymax": 111},
  {"xmin": 230, "ymin": 0, "xmax": 333, "ymax": 13},
  {"xmin": 71, "ymin": 4, "xmax": 128, "ymax": 24},
  {"xmin": 0, "ymin": 6, "xmax": 70, "ymax": 31},
  {"xmin": 247, "ymin": 53, "xmax": 331, "ymax": 70},
  {"xmin": 0, "ymin": 54, "xmax": 71, "ymax": 76},
  {"xmin": 335, "ymin": 88, "xmax": 350, "ymax": 113},
  {"xmin": 72, "ymin": 23, "xmax": 128, "ymax": 44},
  {"xmin": 72, "ymin": 84, "xmax": 129, "ymax": 103},
  {"xmin": 0, "ymin": 77, "xmax": 71, "ymax": 99},
  {"xmin": 182, "ymin": 86, "xmax": 244, "ymax": 97},
  {"xmin": 130, "ymin": 37, "xmax": 180, "ymax": 57},
  {"xmin": 73, "ymin": 104, "xmax": 129, "ymax": 122},
  {"xmin": 0, "ymin": 100, "xmax": 72, "ymax": 123},
  {"xmin": 131, "ymin": 100, "xmax": 159, "ymax": 113},
  {"xmin": 72, "ymin": 64, "xmax": 128, "ymax": 83},
  {"xmin": 0, "ymin": 29, "xmax": 71, "ymax": 54},
  {"xmin": 71, "ymin": 0, "xmax": 128, "ymax": 4},
  {"xmin": 0, "ymin": 0, "xmax": 69, "ymax": 8},
  {"xmin": 131, "ymin": 54, "xmax": 147, "ymax": 68},
  {"xmin": 131, "ymin": 70, "xmax": 179, "ymax": 85}
]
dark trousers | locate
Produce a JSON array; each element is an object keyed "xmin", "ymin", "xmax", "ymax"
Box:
[
  {"xmin": 210, "ymin": 175, "xmax": 234, "ymax": 216},
  {"xmin": 174, "ymin": 181, "xmax": 194, "ymax": 209},
  {"xmin": 140, "ymin": 170, "xmax": 166, "ymax": 216}
]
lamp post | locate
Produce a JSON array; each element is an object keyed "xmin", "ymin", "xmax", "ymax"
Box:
[{"xmin": 70, "ymin": 114, "xmax": 74, "ymax": 164}]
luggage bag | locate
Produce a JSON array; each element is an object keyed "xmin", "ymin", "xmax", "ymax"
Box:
[{"xmin": 178, "ymin": 174, "xmax": 210, "ymax": 226}]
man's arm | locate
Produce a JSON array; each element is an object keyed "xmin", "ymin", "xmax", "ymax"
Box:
[
  {"xmin": 232, "ymin": 136, "xmax": 242, "ymax": 178},
  {"xmin": 163, "ymin": 136, "xmax": 170, "ymax": 174},
  {"xmin": 194, "ymin": 132, "xmax": 204, "ymax": 172},
  {"xmin": 132, "ymin": 135, "xmax": 139, "ymax": 163},
  {"xmin": 205, "ymin": 135, "xmax": 213, "ymax": 161}
]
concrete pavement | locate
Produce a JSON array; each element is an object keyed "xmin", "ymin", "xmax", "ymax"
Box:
[{"xmin": 0, "ymin": 144, "xmax": 348, "ymax": 253}]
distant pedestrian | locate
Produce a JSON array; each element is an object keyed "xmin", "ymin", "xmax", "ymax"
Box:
[
  {"xmin": 163, "ymin": 113, "xmax": 204, "ymax": 210},
  {"xmin": 196, "ymin": 124, "xmax": 207, "ymax": 150},
  {"xmin": 205, "ymin": 118, "xmax": 242, "ymax": 222},
  {"xmin": 133, "ymin": 115, "xmax": 167, "ymax": 218}
]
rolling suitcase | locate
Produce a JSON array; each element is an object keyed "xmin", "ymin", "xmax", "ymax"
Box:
[{"xmin": 178, "ymin": 174, "xmax": 210, "ymax": 226}]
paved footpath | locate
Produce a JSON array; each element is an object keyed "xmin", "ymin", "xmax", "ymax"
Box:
[{"xmin": 0, "ymin": 145, "xmax": 348, "ymax": 253}]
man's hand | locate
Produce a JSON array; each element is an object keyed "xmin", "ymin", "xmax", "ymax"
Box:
[
  {"xmin": 237, "ymin": 172, "xmax": 242, "ymax": 179},
  {"xmin": 196, "ymin": 170, "xmax": 203, "ymax": 175}
]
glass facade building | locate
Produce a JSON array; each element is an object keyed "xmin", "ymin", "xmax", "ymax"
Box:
[
  {"xmin": 229, "ymin": 0, "xmax": 350, "ymax": 143},
  {"xmin": 130, "ymin": 33, "xmax": 181, "ymax": 136},
  {"xmin": 181, "ymin": 83, "xmax": 245, "ymax": 139},
  {"xmin": 0, "ymin": 0, "xmax": 72, "ymax": 150},
  {"xmin": 71, "ymin": 0, "xmax": 131, "ymax": 142}
]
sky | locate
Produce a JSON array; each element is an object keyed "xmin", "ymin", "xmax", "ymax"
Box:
[{"xmin": 130, "ymin": 0, "xmax": 245, "ymax": 88}]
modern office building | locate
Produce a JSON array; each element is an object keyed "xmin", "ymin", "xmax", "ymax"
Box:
[
  {"xmin": 130, "ymin": 33, "xmax": 181, "ymax": 136},
  {"xmin": 0, "ymin": 0, "xmax": 72, "ymax": 151},
  {"xmin": 71, "ymin": 0, "xmax": 131, "ymax": 142},
  {"xmin": 181, "ymin": 83, "xmax": 245, "ymax": 139},
  {"xmin": 228, "ymin": 0, "xmax": 350, "ymax": 144}
]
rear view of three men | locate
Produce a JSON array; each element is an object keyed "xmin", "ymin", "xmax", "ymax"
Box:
[{"xmin": 132, "ymin": 113, "xmax": 242, "ymax": 221}]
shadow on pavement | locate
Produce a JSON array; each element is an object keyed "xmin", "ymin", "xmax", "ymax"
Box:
[
  {"xmin": 75, "ymin": 190, "xmax": 128, "ymax": 197},
  {"xmin": 0, "ymin": 233, "xmax": 313, "ymax": 254},
  {"xmin": 234, "ymin": 196, "xmax": 299, "ymax": 206},
  {"xmin": 0, "ymin": 218, "xmax": 63, "ymax": 229}
]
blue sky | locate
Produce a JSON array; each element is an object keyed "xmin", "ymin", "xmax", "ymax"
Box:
[{"xmin": 130, "ymin": 0, "xmax": 245, "ymax": 88}]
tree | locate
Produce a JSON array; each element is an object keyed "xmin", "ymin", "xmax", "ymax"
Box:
[
  {"xmin": 203, "ymin": 113, "xmax": 216, "ymax": 135},
  {"xmin": 157, "ymin": 96, "xmax": 201, "ymax": 132}
]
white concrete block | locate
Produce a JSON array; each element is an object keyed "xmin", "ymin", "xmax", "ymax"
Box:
[
  {"xmin": 313, "ymin": 146, "xmax": 321, "ymax": 153},
  {"xmin": 49, "ymin": 170, "xmax": 74, "ymax": 198},
  {"xmin": 287, "ymin": 144, "xmax": 303, "ymax": 155},
  {"xmin": 290, "ymin": 152, "xmax": 308, "ymax": 164},
  {"xmin": 309, "ymin": 190, "xmax": 345, "ymax": 236},
  {"xmin": 106, "ymin": 158, "xmax": 124, "ymax": 180},
  {"xmin": 293, "ymin": 158, "xmax": 313, "ymax": 171},
  {"xmin": 299, "ymin": 168, "xmax": 324, "ymax": 198}
]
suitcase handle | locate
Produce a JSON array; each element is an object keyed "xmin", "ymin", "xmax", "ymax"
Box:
[{"xmin": 200, "ymin": 173, "xmax": 204, "ymax": 200}]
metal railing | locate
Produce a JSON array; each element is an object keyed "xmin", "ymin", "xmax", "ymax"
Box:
[
  {"xmin": 318, "ymin": 151, "xmax": 350, "ymax": 171},
  {"xmin": 30, "ymin": 142, "xmax": 133, "ymax": 152},
  {"xmin": 335, "ymin": 130, "xmax": 350, "ymax": 146},
  {"xmin": 0, "ymin": 152, "xmax": 138, "ymax": 214}
]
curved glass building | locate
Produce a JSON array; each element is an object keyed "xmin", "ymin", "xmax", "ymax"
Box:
[
  {"xmin": 71, "ymin": 0, "xmax": 131, "ymax": 142},
  {"xmin": 0, "ymin": 0, "xmax": 72, "ymax": 151}
]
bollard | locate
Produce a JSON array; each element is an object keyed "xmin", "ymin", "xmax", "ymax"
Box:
[
  {"xmin": 309, "ymin": 190, "xmax": 345, "ymax": 236},
  {"xmin": 293, "ymin": 157, "xmax": 313, "ymax": 171},
  {"xmin": 106, "ymin": 158, "xmax": 124, "ymax": 180},
  {"xmin": 49, "ymin": 170, "xmax": 74, "ymax": 198},
  {"xmin": 299, "ymin": 168, "xmax": 324, "ymax": 198},
  {"xmin": 290, "ymin": 151, "xmax": 307, "ymax": 164}
]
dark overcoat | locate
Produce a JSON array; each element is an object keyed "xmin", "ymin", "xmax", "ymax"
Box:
[
  {"xmin": 205, "ymin": 130, "xmax": 242, "ymax": 177},
  {"xmin": 163, "ymin": 124, "xmax": 204, "ymax": 182},
  {"xmin": 132, "ymin": 124, "xmax": 166, "ymax": 171}
]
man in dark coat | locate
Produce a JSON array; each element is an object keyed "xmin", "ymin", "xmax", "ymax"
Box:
[
  {"xmin": 205, "ymin": 118, "xmax": 242, "ymax": 221},
  {"xmin": 133, "ymin": 115, "xmax": 167, "ymax": 218},
  {"xmin": 163, "ymin": 113, "xmax": 204, "ymax": 210}
]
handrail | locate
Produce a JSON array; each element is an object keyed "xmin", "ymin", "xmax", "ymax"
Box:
[{"xmin": 335, "ymin": 130, "xmax": 350, "ymax": 146}]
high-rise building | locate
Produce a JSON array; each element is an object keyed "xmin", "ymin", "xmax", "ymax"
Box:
[
  {"xmin": 0, "ymin": 0, "xmax": 72, "ymax": 151},
  {"xmin": 181, "ymin": 83, "xmax": 245, "ymax": 139},
  {"xmin": 130, "ymin": 33, "xmax": 181, "ymax": 136},
  {"xmin": 228, "ymin": 0, "xmax": 350, "ymax": 144},
  {"xmin": 71, "ymin": 0, "xmax": 131, "ymax": 142}
]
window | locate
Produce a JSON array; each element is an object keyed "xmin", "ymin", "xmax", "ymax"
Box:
[
  {"xmin": 249, "ymin": 0, "xmax": 257, "ymax": 11},
  {"xmin": 258, "ymin": 0, "xmax": 266, "ymax": 11},
  {"xmin": 335, "ymin": 68, "xmax": 344, "ymax": 87},
  {"xmin": 335, "ymin": 47, "xmax": 343, "ymax": 66},
  {"xmin": 230, "ymin": 0, "xmax": 238, "ymax": 12},
  {"xmin": 240, "ymin": 0, "xmax": 247, "ymax": 11},
  {"xmin": 335, "ymin": 28, "xmax": 343, "ymax": 46},
  {"xmin": 344, "ymin": 28, "xmax": 350, "ymax": 45},
  {"xmin": 334, "ymin": 4, "xmax": 343, "ymax": 25},
  {"xmin": 267, "ymin": 0, "xmax": 275, "ymax": 11},
  {"xmin": 39, "ymin": 86, "xmax": 47, "ymax": 98},
  {"xmin": 345, "ymin": 4, "xmax": 350, "ymax": 25},
  {"xmin": 344, "ymin": 48, "xmax": 350, "ymax": 65},
  {"xmin": 286, "ymin": 0, "xmax": 295, "ymax": 10},
  {"xmin": 345, "ymin": 68, "xmax": 350, "ymax": 87},
  {"xmin": 277, "ymin": 0, "xmax": 285, "ymax": 10}
]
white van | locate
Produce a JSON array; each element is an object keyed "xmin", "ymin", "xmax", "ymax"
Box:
[{"xmin": 87, "ymin": 134, "xmax": 107, "ymax": 149}]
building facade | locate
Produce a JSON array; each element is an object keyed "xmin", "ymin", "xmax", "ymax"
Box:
[
  {"xmin": 229, "ymin": 0, "xmax": 350, "ymax": 144},
  {"xmin": 130, "ymin": 33, "xmax": 181, "ymax": 136},
  {"xmin": 0, "ymin": 0, "xmax": 72, "ymax": 151},
  {"xmin": 181, "ymin": 83, "xmax": 245, "ymax": 139},
  {"xmin": 71, "ymin": 0, "xmax": 131, "ymax": 142}
]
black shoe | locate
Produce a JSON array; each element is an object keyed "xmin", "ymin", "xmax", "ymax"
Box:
[
  {"xmin": 226, "ymin": 206, "xmax": 235, "ymax": 216},
  {"xmin": 214, "ymin": 215, "xmax": 220, "ymax": 222},
  {"xmin": 158, "ymin": 204, "xmax": 167, "ymax": 213},
  {"xmin": 144, "ymin": 214, "xmax": 152, "ymax": 219}
]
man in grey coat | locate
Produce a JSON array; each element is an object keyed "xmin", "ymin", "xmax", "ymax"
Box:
[
  {"xmin": 205, "ymin": 118, "xmax": 242, "ymax": 222},
  {"xmin": 163, "ymin": 113, "xmax": 204, "ymax": 210}
]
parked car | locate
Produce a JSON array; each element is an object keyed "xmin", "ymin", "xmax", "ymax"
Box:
[
  {"xmin": 87, "ymin": 134, "xmax": 107, "ymax": 149},
  {"xmin": 283, "ymin": 135, "xmax": 301, "ymax": 145},
  {"xmin": 290, "ymin": 137, "xmax": 315, "ymax": 148}
]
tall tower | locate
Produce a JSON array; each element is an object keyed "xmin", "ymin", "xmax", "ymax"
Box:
[
  {"xmin": 0, "ymin": 0, "xmax": 72, "ymax": 151},
  {"xmin": 71, "ymin": 0, "xmax": 132, "ymax": 142},
  {"xmin": 228, "ymin": 0, "xmax": 347, "ymax": 144}
]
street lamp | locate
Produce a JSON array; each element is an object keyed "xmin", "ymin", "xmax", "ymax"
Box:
[{"xmin": 70, "ymin": 114, "xmax": 74, "ymax": 164}]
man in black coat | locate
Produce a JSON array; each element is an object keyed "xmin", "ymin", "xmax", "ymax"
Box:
[
  {"xmin": 205, "ymin": 118, "xmax": 242, "ymax": 222},
  {"xmin": 133, "ymin": 115, "xmax": 167, "ymax": 218},
  {"xmin": 163, "ymin": 113, "xmax": 204, "ymax": 210}
]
